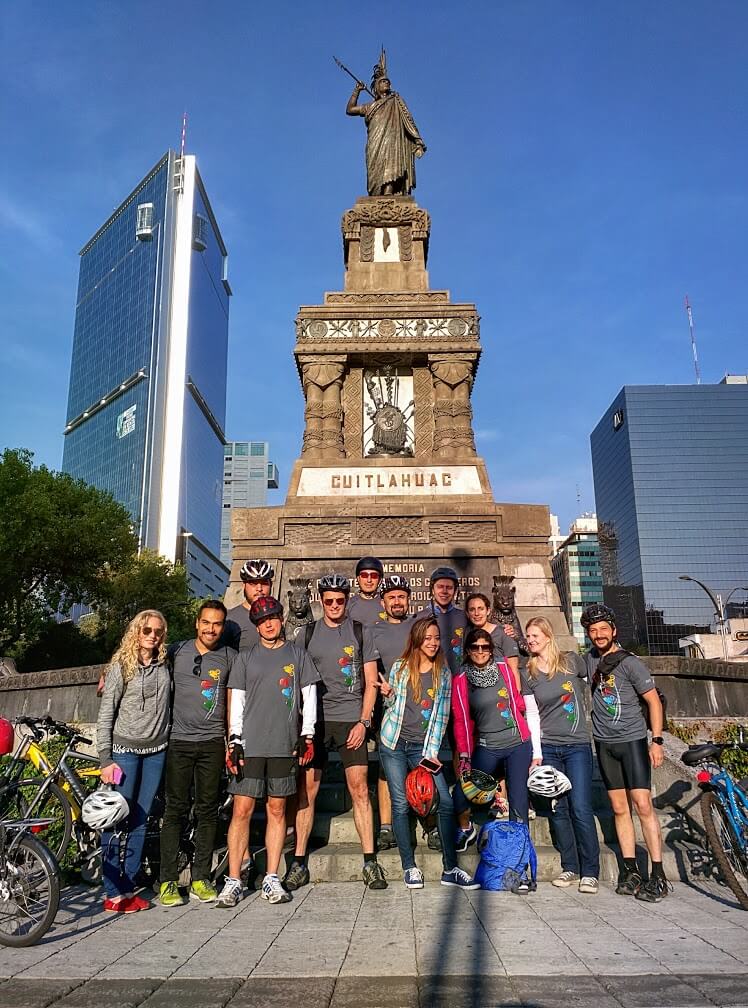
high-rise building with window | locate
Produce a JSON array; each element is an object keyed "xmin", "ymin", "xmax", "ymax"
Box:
[
  {"xmin": 550, "ymin": 514, "xmax": 604, "ymax": 647},
  {"xmin": 221, "ymin": 442, "xmax": 279, "ymax": 566},
  {"xmin": 590, "ymin": 377, "xmax": 748, "ymax": 654},
  {"xmin": 62, "ymin": 150, "xmax": 230, "ymax": 597}
]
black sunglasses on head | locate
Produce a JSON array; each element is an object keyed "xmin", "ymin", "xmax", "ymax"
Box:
[{"xmin": 192, "ymin": 654, "xmax": 203, "ymax": 676}]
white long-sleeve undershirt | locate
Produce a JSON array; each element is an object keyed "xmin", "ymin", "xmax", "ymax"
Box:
[
  {"xmin": 522, "ymin": 693, "xmax": 543, "ymax": 761},
  {"xmin": 228, "ymin": 685, "xmax": 317, "ymax": 747}
]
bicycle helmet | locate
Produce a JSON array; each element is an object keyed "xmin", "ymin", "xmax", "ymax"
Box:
[
  {"xmin": 240, "ymin": 559, "xmax": 275, "ymax": 583},
  {"xmin": 249, "ymin": 595, "xmax": 284, "ymax": 625},
  {"xmin": 380, "ymin": 575, "xmax": 411, "ymax": 597},
  {"xmin": 527, "ymin": 765, "xmax": 572, "ymax": 800},
  {"xmin": 81, "ymin": 786, "xmax": 130, "ymax": 831},
  {"xmin": 317, "ymin": 574, "xmax": 351, "ymax": 596},
  {"xmin": 0, "ymin": 718, "xmax": 14, "ymax": 756},
  {"xmin": 429, "ymin": 566, "xmax": 459, "ymax": 586},
  {"xmin": 355, "ymin": 556, "xmax": 384, "ymax": 577},
  {"xmin": 580, "ymin": 603, "xmax": 617, "ymax": 630},
  {"xmin": 460, "ymin": 768, "xmax": 498, "ymax": 805},
  {"xmin": 405, "ymin": 766, "xmax": 439, "ymax": 817}
]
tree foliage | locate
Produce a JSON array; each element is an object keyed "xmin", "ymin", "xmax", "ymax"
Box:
[{"xmin": 0, "ymin": 449, "xmax": 137, "ymax": 656}]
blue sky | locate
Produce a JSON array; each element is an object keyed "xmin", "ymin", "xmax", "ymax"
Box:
[{"xmin": 2, "ymin": 1, "xmax": 747, "ymax": 532}]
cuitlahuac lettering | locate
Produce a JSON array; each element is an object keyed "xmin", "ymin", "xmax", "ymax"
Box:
[{"xmin": 226, "ymin": 53, "xmax": 573, "ymax": 646}]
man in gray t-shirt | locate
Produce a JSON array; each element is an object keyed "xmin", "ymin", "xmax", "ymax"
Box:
[
  {"xmin": 580, "ymin": 603, "xmax": 667, "ymax": 904},
  {"xmin": 285, "ymin": 574, "xmax": 387, "ymax": 894},
  {"xmin": 222, "ymin": 559, "xmax": 275, "ymax": 651},
  {"xmin": 347, "ymin": 556, "xmax": 386, "ymax": 627},
  {"xmin": 160, "ymin": 601, "xmax": 236, "ymax": 905},
  {"xmin": 415, "ymin": 566, "xmax": 467, "ymax": 676}
]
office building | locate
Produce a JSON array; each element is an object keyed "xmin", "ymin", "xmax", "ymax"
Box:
[
  {"xmin": 590, "ymin": 377, "xmax": 748, "ymax": 653},
  {"xmin": 62, "ymin": 150, "xmax": 231, "ymax": 597},
  {"xmin": 221, "ymin": 442, "xmax": 279, "ymax": 566},
  {"xmin": 548, "ymin": 514, "xmax": 565, "ymax": 557},
  {"xmin": 551, "ymin": 514, "xmax": 604, "ymax": 647}
]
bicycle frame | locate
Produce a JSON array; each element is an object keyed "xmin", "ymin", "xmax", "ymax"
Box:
[{"xmin": 702, "ymin": 768, "xmax": 748, "ymax": 850}]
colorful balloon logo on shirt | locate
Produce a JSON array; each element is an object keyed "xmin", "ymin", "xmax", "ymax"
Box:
[
  {"xmin": 420, "ymin": 687, "xmax": 435, "ymax": 730},
  {"xmin": 278, "ymin": 664, "xmax": 295, "ymax": 709},
  {"xmin": 451, "ymin": 626, "xmax": 463, "ymax": 659},
  {"xmin": 495, "ymin": 686, "xmax": 516, "ymax": 729},
  {"xmin": 202, "ymin": 668, "xmax": 221, "ymax": 713},
  {"xmin": 560, "ymin": 679, "xmax": 578, "ymax": 730},
  {"xmin": 339, "ymin": 645, "xmax": 355, "ymax": 689}
]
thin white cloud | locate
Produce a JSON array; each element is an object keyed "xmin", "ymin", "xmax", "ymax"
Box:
[{"xmin": 0, "ymin": 192, "xmax": 58, "ymax": 251}]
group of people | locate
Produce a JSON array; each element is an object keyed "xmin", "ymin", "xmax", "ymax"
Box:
[{"xmin": 95, "ymin": 556, "xmax": 669, "ymax": 913}]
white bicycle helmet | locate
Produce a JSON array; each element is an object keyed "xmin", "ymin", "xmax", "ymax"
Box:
[
  {"xmin": 527, "ymin": 765, "xmax": 572, "ymax": 800},
  {"xmin": 240, "ymin": 559, "xmax": 275, "ymax": 583},
  {"xmin": 81, "ymin": 786, "xmax": 130, "ymax": 831}
]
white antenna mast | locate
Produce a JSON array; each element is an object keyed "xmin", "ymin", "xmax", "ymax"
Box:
[{"xmin": 684, "ymin": 294, "xmax": 701, "ymax": 384}]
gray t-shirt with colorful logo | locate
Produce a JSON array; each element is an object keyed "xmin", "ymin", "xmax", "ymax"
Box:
[
  {"xmin": 525, "ymin": 653, "xmax": 590, "ymax": 745},
  {"xmin": 490, "ymin": 625, "xmax": 519, "ymax": 661},
  {"xmin": 227, "ymin": 641, "xmax": 319, "ymax": 758},
  {"xmin": 415, "ymin": 604, "xmax": 467, "ymax": 675},
  {"xmin": 347, "ymin": 595, "xmax": 386, "ymax": 627},
  {"xmin": 585, "ymin": 651, "xmax": 655, "ymax": 743},
  {"xmin": 400, "ymin": 670, "xmax": 435, "ymax": 744},
  {"xmin": 372, "ymin": 618, "xmax": 413, "ymax": 679},
  {"xmin": 306, "ymin": 617, "xmax": 377, "ymax": 722},
  {"xmin": 169, "ymin": 641, "xmax": 235, "ymax": 742}
]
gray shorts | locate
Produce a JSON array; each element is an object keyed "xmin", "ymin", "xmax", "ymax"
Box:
[{"xmin": 227, "ymin": 756, "xmax": 297, "ymax": 799}]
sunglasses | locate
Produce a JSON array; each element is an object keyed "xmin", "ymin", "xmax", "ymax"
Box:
[
  {"xmin": 468, "ymin": 644, "xmax": 491, "ymax": 653},
  {"xmin": 322, "ymin": 598, "xmax": 346, "ymax": 607},
  {"xmin": 192, "ymin": 654, "xmax": 203, "ymax": 676},
  {"xmin": 141, "ymin": 626, "xmax": 164, "ymax": 638}
]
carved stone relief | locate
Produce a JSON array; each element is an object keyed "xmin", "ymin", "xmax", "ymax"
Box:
[
  {"xmin": 300, "ymin": 359, "xmax": 346, "ymax": 460},
  {"xmin": 296, "ymin": 315, "xmax": 480, "ymax": 343},
  {"xmin": 429, "ymin": 356, "xmax": 477, "ymax": 457}
]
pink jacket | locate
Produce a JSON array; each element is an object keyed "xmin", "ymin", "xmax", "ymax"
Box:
[{"xmin": 451, "ymin": 660, "xmax": 530, "ymax": 756}]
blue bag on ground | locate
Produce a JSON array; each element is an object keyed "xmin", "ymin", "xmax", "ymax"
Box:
[{"xmin": 475, "ymin": 820, "xmax": 537, "ymax": 893}]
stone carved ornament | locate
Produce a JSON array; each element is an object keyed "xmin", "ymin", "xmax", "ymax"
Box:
[
  {"xmin": 296, "ymin": 316, "xmax": 477, "ymax": 342},
  {"xmin": 492, "ymin": 576, "xmax": 529, "ymax": 656},
  {"xmin": 342, "ymin": 201, "xmax": 430, "ymax": 239},
  {"xmin": 285, "ymin": 578, "xmax": 315, "ymax": 639}
]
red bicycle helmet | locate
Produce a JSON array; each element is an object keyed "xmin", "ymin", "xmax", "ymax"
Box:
[
  {"xmin": 249, "ymin": 595, "xmax": 284, "ymax": 625},
  {"xmin": 405, "ymin": 766, "xmax": 439, "ymax": 818},
  {"xmin": 0, "ymin": 718, "xmax": 15, "ymax": 756}
]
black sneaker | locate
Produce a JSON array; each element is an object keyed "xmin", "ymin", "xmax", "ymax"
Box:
[
  {"xmin": 283, "ymin": 862, "xmax": 310, "ymax": 891},
  {"xmin": 363, "ymin": 860, "xmax": 388, "ymax": 890},
  {"xmin": 426, "ymin": 828, "xmax": 442, "ymax": 852},
  {"xmin": 635, "ymin": 875, "xmax": 670, "ymax": 903},
  {"xmin": 616, "ymin": 868, "xmax": 643, "ymax": 896}
]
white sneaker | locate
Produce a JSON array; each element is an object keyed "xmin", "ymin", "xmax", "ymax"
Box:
[
  {"xmin": 552, "ymin": 871, "xmax": 578, "ymax": 888},
  {"xmin": 215, "ymin": 877, "xmax": 242, "ymax": 908},
  {"xmin": 404, "ymin": 867, "xmax": 424, "ymax": 889},
  {"xmin": 579, "ymin": 876, "xmax": 599, "ymax": 894},
  {"xmin": 261, "ymin": 873, "xmax": 292, "ymax": 904}
]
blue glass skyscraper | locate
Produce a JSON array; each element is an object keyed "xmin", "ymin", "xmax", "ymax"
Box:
[
  {"xmin": 590, "ymin": 378, "xmax": 748, "ymax": 653},
  {"xmin": 62, "ymin": 151, "xmax": 231, "ymax": 597}
]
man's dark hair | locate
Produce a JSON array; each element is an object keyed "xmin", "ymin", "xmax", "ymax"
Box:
[{"xmin": 198, "ymin": 599, "xmax": 227, "ymax": 620}]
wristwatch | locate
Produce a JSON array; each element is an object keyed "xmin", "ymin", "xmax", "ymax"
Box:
[
  {"xmin": 358, "ymin": 719, "xmax": 371, "ymax": 729},
  {"xmin": 651, "ymin": 736, "xmax": 664, "ymax": 745}
]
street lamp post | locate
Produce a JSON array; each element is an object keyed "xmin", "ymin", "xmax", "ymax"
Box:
[{"xmin": 678, "ymin": 575, "xmax": 728, "ymax": 661}]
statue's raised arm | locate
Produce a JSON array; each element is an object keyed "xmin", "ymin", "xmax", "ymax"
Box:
[{"xmin": 343, "ymin": 49, "xmax": 426, "ymax": 197}]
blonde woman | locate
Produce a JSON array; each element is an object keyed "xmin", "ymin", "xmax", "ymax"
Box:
[
  {"xmin": 96, "ymin": 609, "xmax": 171, "ymax": 912},
  {"xmin": 377, "ymin": 618, "xmax": 478, "ymax": 890},
  {"xmin": 525, "ymin": 617, "xmax": 600, "ymax": 894}
]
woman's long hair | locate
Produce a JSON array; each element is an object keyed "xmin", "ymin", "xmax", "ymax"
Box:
[
  {"xmin": 109, "ymin": 609, "xmax": 167, "ymax": 683},
  {"xmin": 462, "ymin": 626, "xmax": 494, "ymax": 664},
  {"xmin": 396, "ymin": 618, "xmax": 447, "ymax": 702},
  {"xmin": 526, "ymin": 616, "xmax": 567, "ymax": 680}
]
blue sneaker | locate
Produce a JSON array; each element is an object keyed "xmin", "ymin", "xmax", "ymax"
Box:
[
  {"xmin": 441, "ymin": 867, "xmax": 480, "ymax": 890},
  {"xmin": 454, "ymin": 824, "xmax": 477, "ymax": 853},
  {"xmin": 404, "ymin": 867, "xmax": 424, "ymax": 889}
]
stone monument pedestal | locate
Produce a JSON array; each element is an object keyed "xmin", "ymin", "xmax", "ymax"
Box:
[{"xmin": 228, "ymin": 196, "xmax": 573, "ymax": 646}]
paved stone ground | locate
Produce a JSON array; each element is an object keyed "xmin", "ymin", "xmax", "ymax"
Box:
[{"xmin": 1, "ymin": 880, "xmax": 747, "ymax": 1007}]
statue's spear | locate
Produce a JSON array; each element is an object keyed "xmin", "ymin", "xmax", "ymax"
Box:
[{"xmin": 333, "ymin": 56, "xmax": 374, "ymax": 98}]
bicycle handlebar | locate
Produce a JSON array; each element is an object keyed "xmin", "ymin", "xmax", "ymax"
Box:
[{"xmin": 15, "ymin": 715, "xmax": 92, "ymax": 746}]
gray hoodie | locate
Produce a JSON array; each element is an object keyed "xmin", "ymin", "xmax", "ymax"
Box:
[{"xmin": 96, "ymin": 660, "xmax": 171, "ymax": 767}]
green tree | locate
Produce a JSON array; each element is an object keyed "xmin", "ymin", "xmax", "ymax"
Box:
[
  {"xmin": 95, "ymin": 549, "xmax": 201, "ymax": 657},
  {"xmin": 0, "ymin": 449, "xmax": 137, "ymax": 657}
]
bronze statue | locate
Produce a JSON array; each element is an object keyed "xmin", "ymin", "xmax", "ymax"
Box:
[
  {"xmin": 285, "ymin": 578, "xmax": 315, "ymax": 640},
  {"xmin": 492, "ymin": 576, "xmax": 529, "ymax": 658},
  {"xmin": 343, "ymin": 49, "xmax": 426, "ymax": 196}
]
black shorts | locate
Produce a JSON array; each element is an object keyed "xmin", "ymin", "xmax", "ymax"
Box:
[
  {"xmin": 595, "ymin": 738, "xmax": 651, "ymax": 792},
  {"xmin": 228, "ymin": 756, "xmax": 296, "ymax": 799},
  {"xmin": 309, "ymin": 720, "xmax": 368, "ymax": 770}
]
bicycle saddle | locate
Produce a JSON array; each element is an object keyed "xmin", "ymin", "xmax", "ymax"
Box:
[{"xmin": 681, "ymin": 743, "xmax": 721, "ymax": 766}]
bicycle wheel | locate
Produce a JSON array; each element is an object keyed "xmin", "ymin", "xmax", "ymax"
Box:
[
  {"xmin": 0, "ymin": 832, "xmax": 60, "ymax": 946},
  {"xmin": 701, "ymin": 790, "xmax": 748, "ymax": 910},
  {"xmin": 0, "ymin": 780, "xmax": 73, "ymax": 864}
]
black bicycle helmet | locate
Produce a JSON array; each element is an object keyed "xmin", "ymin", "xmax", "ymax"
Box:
[
  {"xmin": 380, "ymin": 575, "xmax": 411, "ymax": 596},
  {"xmin": 317, "ymin": 574, "xmax": 351, "ymax": 595},
  {"xmin": 355, "ymin": 556, "xmax": 384, "ymax": 577},
  {"xmin": 240, "ymin": 559, "xmax": 275, "ymax": 583},
  {"xmin": 429, "ymin": 565, "xmax": 459, "ymax": 586},
  {"xmin": 580, "ymin": 603, "xmax": 617, "ymax": 630}
]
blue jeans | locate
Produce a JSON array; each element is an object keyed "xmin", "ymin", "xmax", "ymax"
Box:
[
  {"xmin": 453, "ymin": 739, "xmax": 532, "ymax": 824},
  {"xmin": 101, "ymin": 749, "xmax": 166, "ymax": 898},
  {"xmin": 543, "ymin": 742, "xmax": 600, "ymax": 878},
  {"xmin": 379, "ymin": 741, "xmax": 457, "ymax": 873}
]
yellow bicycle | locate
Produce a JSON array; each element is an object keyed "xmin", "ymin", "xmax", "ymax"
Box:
[{"xmin": 0, "ymin": 716, "xmax": 101, "ymax": 874}]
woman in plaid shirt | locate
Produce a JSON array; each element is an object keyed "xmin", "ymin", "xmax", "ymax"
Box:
[{"xmin": 377, "ymin": 618, "xmax": 480, "ymax": 891}]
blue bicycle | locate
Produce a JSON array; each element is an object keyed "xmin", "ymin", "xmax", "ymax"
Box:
[{"xmin": 682, "ymin": 731, "xmax": 748, "ymax": 909}]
